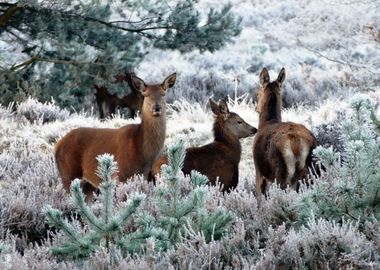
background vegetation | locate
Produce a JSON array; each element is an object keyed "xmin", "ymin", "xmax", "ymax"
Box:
[{"xmin": 0, "ymin": 0, "xmax": 379, "ymax": 269}]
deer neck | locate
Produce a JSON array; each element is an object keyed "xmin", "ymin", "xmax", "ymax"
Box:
[
  {"xmin": 140, "ymin": 108, "xmax": 166, "ymax": 161},
  {"xmin": 258, "ymin": 92, "xmax": 282, "ymax": 129},
  {"xmin": 213, "ymin": 120, "xmax": 241, "ymax": 160}
]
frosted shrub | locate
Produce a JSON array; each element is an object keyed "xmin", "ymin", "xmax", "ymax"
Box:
[
  {"xmin": 312, "ymin": 115, "xmax": 345, "ymax": 155},
  {"xmin": 260, "ymin": 184, "xmax": 299, "ymax": 228},
  {"xmin": 167, "ymin": 71, "xmax": 238, "ymax": 103},
  {"xmin": 0, "ymin": 140, "xmax": 69, "ymax": 244},
  {"xmin": 162, "ymin": 219, "xmax": 257, "ymax": 269},
  {"xmin": 257, "ymin": 217, "xmax": 379, "ymax": 269},
  {"xmin": 17, "ymin": 97, "xmax": 70, "ymax": 124}
]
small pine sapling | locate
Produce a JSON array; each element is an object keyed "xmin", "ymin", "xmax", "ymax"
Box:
[
  {"xmin": 140, "ymin": 139, "xmax": 233, "ymax": 246},
  {"xmin": 43, "ymin": 154, "xmax": 154, "ymax": 259},
  {"xmin": 298, "ymin": 95, "xmax": 380, "ymax": 226}
]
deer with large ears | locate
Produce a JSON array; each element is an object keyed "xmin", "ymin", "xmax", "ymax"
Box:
[
  {"xmin": 55, "ymin": 73, "xmax": 177, "ymax": 198},
  {"xmin": 151, "ymin": 99, "xmax": 257, "ymax": 191},
  {"xmin": 253, "ymin": 68, "xmax": 317, "ymax": 196}
]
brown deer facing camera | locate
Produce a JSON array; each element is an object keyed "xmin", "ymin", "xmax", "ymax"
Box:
[
  {"xmin": 95, "ymin": 72, "xmax": 144, "ymax": 119},
  {"xmin": 253, "ymin": 68, "xmax": 317, "ymax": 196},
  {"xmin": 55, "ymin": 73, "xmax": 177, "ymax": 199},
  {"xmin": 151, "ymin": 99, "xmax": 257, "ymax": 191}
]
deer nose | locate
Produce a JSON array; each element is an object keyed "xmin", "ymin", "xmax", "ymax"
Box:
[
  {"xmin": 251, "ymin": 127, "xmax": 257, "ymax": 135},
  {"xmin": 152, "ymin": 104, "xmax": 162, "ymax": 116}
]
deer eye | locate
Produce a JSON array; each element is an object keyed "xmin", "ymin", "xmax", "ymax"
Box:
[{"xmin": 237, "ymin": 121, "xmax": 243, "ymax": 124}]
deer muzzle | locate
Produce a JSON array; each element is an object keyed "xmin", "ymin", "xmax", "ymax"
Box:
[{"xmin": 152, "ymin": 104, "xmax": 162, "ymax": 116}]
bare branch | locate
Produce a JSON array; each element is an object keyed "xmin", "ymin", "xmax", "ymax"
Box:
[
  {"xmin": 0, "ymin": 2, "xmax": 22, "ymax": 28},
  {"xmin": 10, "ymin": 55, "xmax": 115, "ymax": 71},
  {"xmin": 10, "ymin": 55, "xmax": 38, "ymax": 71},
  {"xmin": 298, "ymin": 40, "xmax": 380, "ymax": 74}
]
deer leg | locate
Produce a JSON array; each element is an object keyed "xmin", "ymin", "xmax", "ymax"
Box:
[
  {"xmin": 291, "ymin": 167, "xmax": 307, "ymax": 191},
  {"xmin": 129, "ymin": 108, "xmax": 136, "ymax": 118},
  {"xmin": 80, "ymin": 179, "xmax": 98, "ymax": 202},
  {"xmin": 255, "ymin": 169, "xmax": 268, "ymax": 199},
  {"xmin": 275, "ymin": 166, "xmax": 288, "ymax": 190},
  {"xmin": 56, "ymin": 153, "xmax": 82, "ymax": 193},
  {"xmin": 96, "ymin": 100, "xmax": 105, "ymax": 119}
]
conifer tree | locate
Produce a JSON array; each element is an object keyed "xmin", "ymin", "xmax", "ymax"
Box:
[
  {"xmin": 0, "ymin": 1, "xmax": 242, "ymax": 109},
  {"xmin": 136, "ymin": 139, "xmax": 233, "ymax": 245},
  {"xmin": 43, "ymin": 154, "xmax": 160, "ymax": 259},
  {"xmin": 298, "ymin": 95, "xmax": 380, "ymax": 226}
]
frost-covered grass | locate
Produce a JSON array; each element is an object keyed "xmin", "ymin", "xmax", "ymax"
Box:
[{"xmin": 0, "ymin": 93, "xmax": 379, "ymax": 268}]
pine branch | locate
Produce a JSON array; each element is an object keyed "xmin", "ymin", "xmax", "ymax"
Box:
[
  {"xmin": 0, "ymin": 3, "xmax": 22, "ymax": 28},
  {"xmin": 112, "ymin": 194, "xmax": 146, "ymax": 229},
  {"xmin": 191, "ymin": 170, "xmax": 209, "ymax": 187},
  {"xmin": 370, "ymin": 107, "xmax": 380, "ymax": 133},
  {"xmin": 96, "ymin": 154, "xmax": 118, "ymax": 226},
  {"xmin": 70, "ymin": 179, "xmax": 106, "ymax": 233},
  {"xmin": 42, "ymin": 205, "xmax": 81, "ymax": 242},
  {"xmin": 10, "ymin": 55, "xmax": 114, "ymax": 71},
  {"xmin": 0, "ymin": 2, "xmax": 176, "ymax": 35}
]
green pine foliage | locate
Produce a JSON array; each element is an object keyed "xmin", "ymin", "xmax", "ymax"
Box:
[
  {"xmin": 43, "ymin": 154, "xmax": 150, "ymax": 259},
  {"xmin": 0, "ymin": 0, "xmax": 242, "ymax": 110},
  {"xmin": 0, "ymin": 241, "xmax": 5, "ymax": 255},
  {"xmin": 137, "ymin": 139, "xmax": 233, "ymax": 245},
  {"xmin": 370, "ymin": 105, "xmax": 380, "ymax": 134},
  {"xmin": 297, "ymin": 94, "xmax": 380, "ymax": 226}
]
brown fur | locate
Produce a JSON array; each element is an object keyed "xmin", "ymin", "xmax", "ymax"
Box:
[
  {"xmin": 94, "ymin": 72, "xmax": 144, "ymax": 119},
  {"xmin": 252, "ymin": 68, "xmax": 317, "ymax": 195},
  {"xmin": 151, "ymin": 99, "xmax": 257, "ymax": 191},
  {"xmin": 56, "ymin": 73, "xmax": 176, "ymax": 199}
]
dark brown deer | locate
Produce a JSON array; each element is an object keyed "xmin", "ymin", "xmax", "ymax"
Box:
[
  {"xmin": 151, "ymin": 99, "xmax": 257, "ymax": 191},
  {"xmin": 94, "ymin": 72, "xmax": 144, "ymax": 119},
  {"xmin": 56, "ymin": 73, "xmax": 176, "ymax": 198},
  {"xmin": 253, "ymin": 68, "xmax": 317, "ymax": 196}
]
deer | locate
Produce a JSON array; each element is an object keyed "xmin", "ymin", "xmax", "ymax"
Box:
[
  {"xmin": 55, "ymin": 73, "xmax": 177, "ymax": 199},
  {"xmin": 252, "ymin": 67, "xmax": 317, "ymax": 196},
  {"xmin": 94, "ymin": 72, "xmax": 144, "ymax": 119},
  {"xmin": 150, "ymin": 99, "xmax": 257, "ymax": 192}
]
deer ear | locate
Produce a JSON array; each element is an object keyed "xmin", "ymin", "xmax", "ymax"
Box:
[
  {"xmin": 209, "ymin": 98, "xmax": 219, "ymax": 115},
  {"xmin": 162, "ymin": 73, "xmax": 176, "ymax": 90},
  {"xmin": 277, "ymin": 67, "xmax": 286, "ymax": 86},
  {"xmin": 259, "ymin": 68, "xmax": 270, "ymax": 86},
  {"xmin": 218, "ymin": 99, "xmax": 230, "ymax": 115},
  {"xmin": 131, "ymin": 75, "xmax": 146, "ymax": 93}
]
